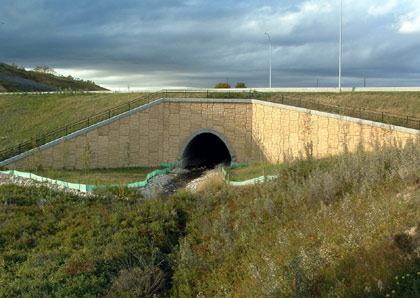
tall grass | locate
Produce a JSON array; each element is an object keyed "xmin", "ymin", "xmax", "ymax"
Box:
[
  {"xmin": 3, "ymin": 139, "xmax": 420, "ymax": 296},
  {"xmin": 171, "ymin": 139, "xmax": 420, "ymax": 297}
]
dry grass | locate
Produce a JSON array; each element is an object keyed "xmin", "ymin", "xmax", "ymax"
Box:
[
  {"xmin": 171, "ymin": 140, "xmax": 420, "ymax": 297},
  {"xmin": 269, "ymin": 92, "xmax": 420, "ymax": 117},
  {"xmin": 195, "ymin": 169, "xmax": 225, "ymax": 193}
]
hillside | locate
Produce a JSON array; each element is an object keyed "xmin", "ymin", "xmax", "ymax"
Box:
[
  {"xmin": 170, "ymin": 142, "xmax": 420, "ymax": 297},
  {"xmin": 0, "ymin": 62, "xmax": 107, "ymax": 92},
  {"xmin": 0, "ymin": 92, "xmax": 150, "ymax": 151}
]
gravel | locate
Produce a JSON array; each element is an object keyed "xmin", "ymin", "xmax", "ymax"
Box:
[
  {"xmin": 0, "ymin": 172, "xmax": 94, "ymax": 198},
  {"xmin": 139, "ymin": 168, "xmax": 190, "ymax": 199},
  {"xmin": 185, "ymin": 168, "xmax": 221, "ymax": 193}
]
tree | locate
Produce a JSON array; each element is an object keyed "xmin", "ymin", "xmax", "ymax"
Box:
[
  {"xmin": 235, "ymin": 82, "xmax": 246, "ymax": 88},
  {"xmin": 214, "ymin": 82, "xmax": 231, "ymax": 88},
  {"xmin": 34, "ymin": 65, "xmax": 56, "ymax": 74}
]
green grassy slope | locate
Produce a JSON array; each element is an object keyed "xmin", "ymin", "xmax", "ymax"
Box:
[
  {"xmin": 35, "ymin": 166, "xmax": 164, "ymax": 185},
  {"xmin": 0, "ymin": 62, "xmax": 107, "ymax": 92},
  {"xmin": 0, "ymin": 92, "xmax": 149, "ymax": 151},
  {"xmin": 268, "ymin": 92, "xmax": 420, "ymax": 117}
]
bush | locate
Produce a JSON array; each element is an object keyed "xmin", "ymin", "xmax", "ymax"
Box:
[
  {"xmin": 235, "ymin": 82, "xmax": 246, "ymax": 88},
  {"xmin": 214, "ymin": 82, "xmax": 231, "ymax": 88}
]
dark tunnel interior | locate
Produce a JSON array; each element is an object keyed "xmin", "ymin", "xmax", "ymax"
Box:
[{"xmin": 181, "ymin": 133, "xmax": 232, "ymax": 168}]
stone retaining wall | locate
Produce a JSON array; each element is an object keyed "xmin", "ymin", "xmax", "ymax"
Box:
[{"xmin": 3, "ymin": 98, "xmax": 418, "ymax": 170}]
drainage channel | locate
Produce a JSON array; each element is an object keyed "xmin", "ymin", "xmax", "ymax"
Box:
[
  {"xmin": 160, "ymin": 167, "xmax": 206, "ymax": 196},
  {"xmin": 139, "ymin": 167, "xmax": 207, "ymax": 199}
]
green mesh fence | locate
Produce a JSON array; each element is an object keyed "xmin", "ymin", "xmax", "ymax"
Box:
[
  {"xmin": 0, "ymin": 163, "xmax": 175, "ymax": 193},
  {"xmin": 222, "ymin": 163, "xmax": 278, "ymax": 186}
]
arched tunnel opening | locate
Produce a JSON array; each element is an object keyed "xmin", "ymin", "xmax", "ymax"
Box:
[{"xmin": 181, "ymin": 133, "xmax": 232, "ymax": 169}]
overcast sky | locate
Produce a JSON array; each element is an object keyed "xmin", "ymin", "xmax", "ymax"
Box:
[{"xmin": 1, "ymin": 0, "xmax": 420, "ymax": 90}]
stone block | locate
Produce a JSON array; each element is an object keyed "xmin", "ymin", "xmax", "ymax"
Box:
[
  {"xmin": 97, "ymin": 125, "xmax": 110, "ymax": 136},
  {"xmin": 169, "ymin": 102, "xmax": 181, "ymax": 114},
  {"xmin": 108, "ymin": 129, "xmax": 120, "ymax": 140},
  {"xmin": 119, "ymin": 124, "xmax": 130, "ymax": 136},
  {"xmin": 119, "ymin": 116, "xmax": 129, "ymax": 125},
  {"xmin": 129, "ymin": 114, "xmax": 140, "ymax": 126}
]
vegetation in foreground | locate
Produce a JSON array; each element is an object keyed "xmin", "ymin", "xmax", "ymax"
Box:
[
  {"xmin": 2, "ymin": 141, "xmax": 420, "ymax": 297},
  {"xmin": 0, "ymin": 184, "xmax": 185, "ymax": 297},
  {"xmin": 172, "ymin": 140, "xmax": 420, "ymax": 297}
]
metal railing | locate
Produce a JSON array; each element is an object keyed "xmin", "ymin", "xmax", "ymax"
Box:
[
  {"xmin": 1, "ymin": 90, "xmax": 419, "ymax": 163},
  {"xmin": 265, "ymin": 94, "xmax": 420, "ymax": 130},
  {"xmin": 0, "ymin": 91, "xmax": 163, "ymax": 162}
]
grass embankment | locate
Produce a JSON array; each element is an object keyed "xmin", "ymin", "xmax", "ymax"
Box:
[
  {"xmin": 3, "ymin": 141, "xmax": 420, "ymax": 297},
  {"xmin": 35, "ymin": 167, "xmax": 164, "ymax": 185},
  {"xmin": 268, "ymin": 92, "xmax": 420, "ymax": 117},
  {"xmin": 0, "ymin": 92, "xmax": 149, "ymax": 151}
]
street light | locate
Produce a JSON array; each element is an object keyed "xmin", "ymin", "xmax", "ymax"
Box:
[
  {"xmin": 264, "ymin": 32, "xmax": 272, "ymax": 88},
  {"xmin": 339, "ymin": 0, "xmax": 342, "ymax": 92}
]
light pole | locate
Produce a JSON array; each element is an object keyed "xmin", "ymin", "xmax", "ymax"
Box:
[
  {"xmin": 339, "ymin": 0, "xmax": 342, "ymax": 92},
  {"xmin": 264, "ymin": 32, "xmax": 272, "ymax": 88}
]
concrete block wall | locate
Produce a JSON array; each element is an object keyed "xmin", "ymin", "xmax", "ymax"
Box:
[
  {"xmin": 252, "ymin": 102, "xmax": 417, "ymax": 163},
  {"xmin": 162, "ymin": 100, "xmax": 253, "ymax": 165},
  {"xmin": 3, "ymin": 98, "xmax": 418, "ymax": 170}
]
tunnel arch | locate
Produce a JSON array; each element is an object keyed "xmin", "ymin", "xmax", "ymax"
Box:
[{"xmin": 177, "ymin": 128, "xmax": 237, "ymax": 168}]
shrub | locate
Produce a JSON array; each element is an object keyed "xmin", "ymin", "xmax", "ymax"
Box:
[
  {"xmin": 105, "ymin": 249, "xmax": 165, "ymax": 298},
  {"xmin": 235, "ymin": 82, "xmax": 246, "ymax": 88},
  {"xmin": 214, "ymin": 82, "xmax": 231, "ymax": 88}
]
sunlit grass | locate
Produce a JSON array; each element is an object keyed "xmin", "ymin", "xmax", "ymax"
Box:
[
  {"xmin": 225, "ymin": 163, "xmax": 283, "ymax": 181},
  {"xmin": 0, "ymin": 92, "xmax": 150, "ymax": 151},
  {"xmin": 171, "ymin": 140, "xmax": 420, "ymax": 297},
  {"xmin": 35, "ymin": 166, "xmax": 164, "ymax": 185},
  {"xmin": 269, "ymin": 92, "xmax": 420, "ymax": 117}
]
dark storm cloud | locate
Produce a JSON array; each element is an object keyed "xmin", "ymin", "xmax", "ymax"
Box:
[{"xmin": 1, "ymin": 0, "xmax": 419, "ymax": 89}]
